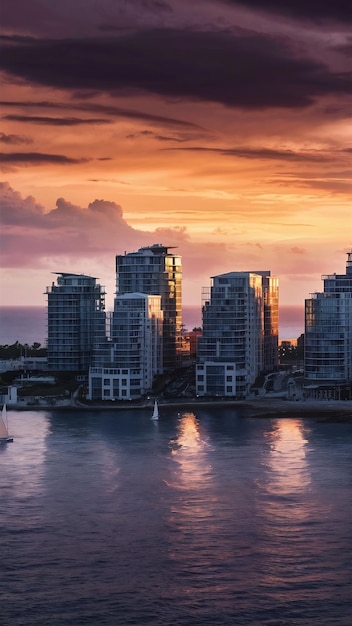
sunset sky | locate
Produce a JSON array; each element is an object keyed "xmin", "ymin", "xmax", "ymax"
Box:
[{"xmin": 0, "ymin": 0, "xmax": 351, "ymax": 336}]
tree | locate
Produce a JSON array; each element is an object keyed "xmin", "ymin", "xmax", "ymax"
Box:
[{"xmin": 0, "ymin": 342, "xmax": 47, "ymax": 359}]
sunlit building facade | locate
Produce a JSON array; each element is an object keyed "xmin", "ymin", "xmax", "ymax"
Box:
[
  {"xmin": 116, "ymin": 244, "xmax": 183, "ymax": 370},
  {"xmin": 255, "ymin": 271, "xmax": 279, "ymax": 372},
  {"xmin": 46, "ymin": 273, "xmax": 106, "ymax": 371},
  {"xmin": 305, "ymin": 251, "xmax": 352, "ymax": 387},
  {"xmin": 88, "ymin": 293, "xmax": 163, "ymax": 400},
  {"xmin": 196, "ymin": 271, "xmax": 278, "ymax": 398}
]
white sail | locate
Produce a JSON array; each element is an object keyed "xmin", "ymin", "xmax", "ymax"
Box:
[
  {"xmin": 151, "ymin": 400, "xmax": 159, "ymax": 421},
  {"xmin": 0, "ymin": 405, "xmax": 9, "ymax": 438}
]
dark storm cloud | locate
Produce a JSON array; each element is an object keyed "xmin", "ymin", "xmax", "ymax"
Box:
[
  {"xmin": 0, "ymin": 132, "xmax": 31, "ymax": 145},
  {"xmin": 0, "ymin": 99, "xmax": 199, "ymax": 129},
  {"xmin": 0, "ymin": 29, "xmax": 351, "ymax": 109},
  {"xmin": 0, "ymin": 152, "xmax": 87, "ymax": 165},
  {"xmin": 4, "ymin": 114, "xmax": 111, "ymax": 126},
  {"xmin": 165, "ymin": 146, "xmax": 333, "ymax": 162},
  {"xmin": 220, "ymin": 0, "xmax": 352, "ymax": 22}
]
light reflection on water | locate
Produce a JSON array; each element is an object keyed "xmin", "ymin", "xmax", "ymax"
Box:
[
  {"xmin": 253, "ymin": 417, "xmax": 350, "ymax": 611},
  {"xmin": 1, "ymin": 410, "xmax": 49, "ymax": 500},
  {"xmin": 169, "ymin": 412, "xmax": 213, "ymax": 491},
  {"xmin": 167, "ymin": 412, "xmax": 220, "ymax": 542},
  {"xmin": 1, "ymin": 409, "xmax": 352, "ymax": 626},
  {"xmin": 260, "ymin": 419, "xmax": 312, "ymax": 515}
]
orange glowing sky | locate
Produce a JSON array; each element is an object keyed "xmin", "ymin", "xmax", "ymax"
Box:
[{"xmin": 0, "ymin": 0, "xmax": 351, "ymax": 336}]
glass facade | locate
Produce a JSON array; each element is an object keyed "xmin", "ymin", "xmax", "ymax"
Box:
[
  {"xmin": 46, "ymin": 273, "xmax": 106, "ymax": 371},
  {"xmin": 88, "ymin": 293, "xmax": 163, "ymax": 400},
  {"xmin": 112, "ymin": 294, "xmax": 163, "ymax": 385},
  {"xmin": 261, "ymin": 274, "xmax": 279, "ymax": 372},
  {"xmin": 305, "ymin": 252, "xmax": 352, "ymax": 383},
  {"xmin": 196, "ymin": 271, "xmax": 277, "ymax": 398},
  {"xmin": 116, "ymin": 244, "xmax": 182, "ymax": 369}
]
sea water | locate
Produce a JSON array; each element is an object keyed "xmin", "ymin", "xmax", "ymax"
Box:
[
  {"xmin": 0, "ymin": 306, "xmax": 47, "ymax": 346},
  {"xmin": 0, "ymin": 306, "xmax": 303, "ymax": 346},
  {"xmin": 1, "ymin": 407, "xmax": 352, "ymax": 625}
]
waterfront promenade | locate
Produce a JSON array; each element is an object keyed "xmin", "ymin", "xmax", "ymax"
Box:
[{"xmin": 9, "ymin": 395, "xmax": 352, "ymax": 420}]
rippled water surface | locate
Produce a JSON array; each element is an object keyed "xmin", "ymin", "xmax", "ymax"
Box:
[{"xmin": 1, "ymin": 408, "xmax": 352, "ymax": 625}]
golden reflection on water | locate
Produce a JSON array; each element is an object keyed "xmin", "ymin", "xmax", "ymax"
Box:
[
  {"xmin": 170, "ymin": 412, "xmax": 212, "ymax": 489},
  {"xmin": 265, "ymin": 419, "xmax": 310, "ymax": 491},
  {"xmin": 260, "ymin": 419, "xmax": 312, "ymax": 523},
  {"xmin": 167, "ymin": 412, "xmax": 217, "ymax": 522},
  {"xmin": 256, "ymin": 421, "xmax": 318, "ymax": 594},
  {"xmin": 166, "ymin": 413, "xmax": 227, "ymax": 585}
]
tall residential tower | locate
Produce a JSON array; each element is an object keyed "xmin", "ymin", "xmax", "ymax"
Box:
[
  {"xmin": 88, "ymin": 293, "xmax": 163, "ymax": 401},
  {"xmin": 253, "ymin": 271, "xmax": 279, "ymax": 372},
  {"xmin": 116, "ymin": 244, "xmax": 183, "ymax": 369},
  {"xmin": 196, "ymin": 270, "xmax": 278, "ymax": 398},
  {"xmin": 46, "ymin": 273, "xmax": 106, "ymax": 371},
  {"xmin": 305, "ymin": 251, "xmax": 352, "ymax": 389}
]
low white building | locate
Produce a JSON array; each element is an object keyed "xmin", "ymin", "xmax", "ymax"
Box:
[
  {"xmin": 0, "ymin": 385, "xmax": 18, "ymax": 405},
  {"xmin": 196, "ymin": 362, "xmax": 237, "ymax": 397},
  {"xmin": 0, "ymin": 359, "xmax": 24, "ymax": 373},
  {"xmin": 0, "ymin": 357, "xmax": 48, "ymax": 373}
]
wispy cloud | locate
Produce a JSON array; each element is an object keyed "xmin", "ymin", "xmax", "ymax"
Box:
[
  {"xmin": 164, "ymin": 145, "xmax": 335, "ymax": 162},
  {"xmin": 0, "ymin": 99, "xmax": 200, "ymax": 129},
  {"xmin": 4, "ymin": 114, "xmax": 112, "ymax": 126},
  {"xmin": 0, "ymin": 153, "xmax": 88, "ymax": 166},
  {"xmin": 0, "ymin": 132, "xmax": 31, "ymax": 145}
]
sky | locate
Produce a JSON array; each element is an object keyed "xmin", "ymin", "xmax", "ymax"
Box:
[{"xmin": 0, "ymin": 0, "xmax": 351, "ymax": 336}]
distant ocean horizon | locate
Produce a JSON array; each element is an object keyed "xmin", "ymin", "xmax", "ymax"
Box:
[{"xmin": 0, "ymin": 304, "xmax": 304, "ymax": 345}]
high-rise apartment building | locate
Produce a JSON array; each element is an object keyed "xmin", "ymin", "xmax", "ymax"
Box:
[
  {"xmin": 305, "ymin": 251, "xmax": 352, "ymax": 387},
  {"xmin": 116, "ymin": 244, "xmax": 182, "ymax": 369},
  {"xmin": 46, "ymin": 273, "xmax": 106, "ymax": 371},
  {"xmin": 88, "ymin": 293, "xmax": 163, "ymax": 400},
  {"xmin": 196, "ymin": 270, "xmax": 278, "ymax": 398},
  {"xmin": 254, "ymin": 271, "xmax": 279, "ymax": 372}
]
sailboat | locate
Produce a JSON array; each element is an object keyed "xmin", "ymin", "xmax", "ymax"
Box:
[
  {"xmin": 0, "ymin": 405, "xmax": 13, "ymax": 444},
  {"xmin": 151, "ymin": 399, "xmax": 159, "ymax": 421}
]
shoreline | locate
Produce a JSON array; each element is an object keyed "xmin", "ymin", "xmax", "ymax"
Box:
[{"xmin": 8, "ymin": 397, "xmax": 352, "ymax": 420}]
